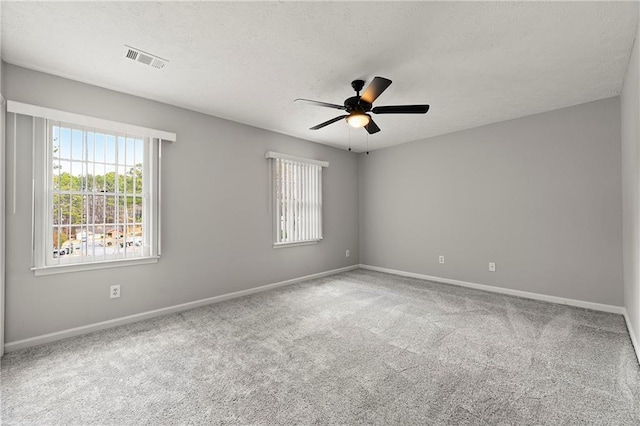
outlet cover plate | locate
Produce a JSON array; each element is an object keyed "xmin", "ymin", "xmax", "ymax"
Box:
[{"xmin": 110, "ymin": 285, "xmax": 121, "ymax": 299}]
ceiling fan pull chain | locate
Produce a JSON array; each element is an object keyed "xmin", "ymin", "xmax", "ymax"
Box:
[
  {"xmin": 348, "ymin": 128, "xmax": 352, "ymax": 152},
  {"xmin": 366, "ymin": 132, "xmax": 369, "ymax": 155}
]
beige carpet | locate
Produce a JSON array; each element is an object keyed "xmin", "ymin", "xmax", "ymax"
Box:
[{"xmin": 2, "ymin": 269, "xmax": 639, "ymax": 424}]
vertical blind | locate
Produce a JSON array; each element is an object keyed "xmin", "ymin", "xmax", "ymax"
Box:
[{"xmin": 266, "ymin": 152, "xmax": 329, "ymax": 245}]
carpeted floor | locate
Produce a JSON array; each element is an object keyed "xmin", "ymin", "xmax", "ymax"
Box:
[{"xmin": 1, "ymin": 269, "xmax": 639, "ymax": 425}]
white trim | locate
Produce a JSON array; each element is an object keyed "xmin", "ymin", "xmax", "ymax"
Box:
[
  {"xmin": 7, "ymin": 100, "xmax": 176, "ymax": 142},
  {"xmin": 0, "ymin": 94, "xmax": 5, "ymax": 356},
  {"xmin": 359, "ymin": 264, "xmax": 625, "ymax": 314},
  {"xmin": 265, "ymin": 151, "xmax": 329, "ymax": 168},
  {"xmin": 273, "ymin": 240, "xmax": 320, "ymax": 248},
  {"xmin": 32, "ymin": 257, "xmax": 160, "ymax": 276},
  {"xmin": 624, "ymin": 309, "xmax": 640, "ymax": 365},
  {"xmin": 157, "ymin": 140, "xmax": 162, "ymax": 256},
  {"xmin": 11, "ymin": 112, "xmax": 16, "ymax": 214},
  {"xmin": 4, "ymin": 265, "xmax": 359, "ymax": 352}
]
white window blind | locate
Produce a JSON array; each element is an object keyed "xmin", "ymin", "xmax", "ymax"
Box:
[
  {"xmin": 266, "ymin": 152, "xmax": 328, "ymax": 246},
  {"xmin": 6, "ymin": 101, "xmax": 173, "ymax": 275}
]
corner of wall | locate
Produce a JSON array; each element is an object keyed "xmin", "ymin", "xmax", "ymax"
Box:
[{"xmin": 621, "ymin": 8, "xmax": 640, "ymax": 364}]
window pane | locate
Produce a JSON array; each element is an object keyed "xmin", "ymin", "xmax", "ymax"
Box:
[
  {"xmin": 117, "ymin": 136, "xmax": 126, "ymax": 165},
  {"xmin": 132, "ymin": 165, "xmax": 142, "ymax": 194},
  {"xmin": 54, "ymin": 194, "xmax": 71, "ymax": 225},
  {"xmin": 124, "ymin": 169, "xmax": 132, "ymax": 194},
  {"xmin": 70, "ymin": 195, "xmax": 84, "ymax": 224},
  {"xmin": 94, "ymin": 133, "xmax": 105, "ymax": 163},
  {"xmin": 105, "ymin": 134, "xmax": 116, "ymax": 163},
  {"xmin": 71, "ymin": 128, "xmax": 83, "ymax": 161},
  {"xmin": 86, "ymin": 131, "xmax": 95, "ymax": 161},
  {"xmin": 126, "ymin": 138, "xmax": 136, "ymax": 166},
  {"xmin": 104, "ymin": 164, "xmax": 116, "ymax": 192},
  {"xmin": 70, "ymin": 162, "xmax": 83, "ymax": 191},
  {"xmin": 58, "ymin": 127, "xmax": 71, "ymax": 160},
  {"xmin": 52, "ymin": 226, "xmax": 68, "ymax": 249},
  {"xmin": 45, "ymin": 122, "xmax": 151, "ymax": 267},
  {"xmin": 117, "ymin": 165, "xmax": 127, "ymax": 193},
  {"xmin": 104, "ymin": 195, "xmax": 117, "ymax": 223}
]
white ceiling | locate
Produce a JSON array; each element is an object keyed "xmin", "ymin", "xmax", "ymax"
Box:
[{"xmin": 1, "ymin": 1, "xmax": 638, "ymax": 152}]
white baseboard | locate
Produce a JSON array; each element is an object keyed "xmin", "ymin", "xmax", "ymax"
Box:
[
  {"xmin": 359, "ymin": 264, "xmax": 625, "ymax": 315},
  {"xmin": 4, "ymin": 264, "xmax": 359, "ymax": 353},
  {"xmin": 623, "ymin": 310, "xmax": 640, "ymax": 365}
]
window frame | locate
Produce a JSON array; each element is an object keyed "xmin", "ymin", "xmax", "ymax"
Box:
[
  {"xmin": 6, "ymin": 101, "xmax": 175, "ymax": 276},
  {"xmin": 266, "ymin": 151, "xmax": 329, "ymax": 248},
  {"xmin": 31, "ymin": 119, "xmax": 159, "ymax": 276}
]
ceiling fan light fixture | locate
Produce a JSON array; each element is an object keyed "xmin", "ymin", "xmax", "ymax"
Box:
[{"xmin": 346, "ymin": 112, "xmax": 370, "ymax": 128}]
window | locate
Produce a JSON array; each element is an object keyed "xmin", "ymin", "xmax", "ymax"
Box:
[
  {"xmin": 46, "ymin": 122, "xmax": 153, "ymax": 266},
  {"xmin": 266, "ymin": 152, "xmax": 329, "ymax": 247},
  {"xmin": 7, "ymin": 100, "xmax": 175, "ymax": 275}
]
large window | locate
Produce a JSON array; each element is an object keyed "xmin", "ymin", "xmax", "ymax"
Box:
[
  {"xmin": 47, "ymin": 122, "xmax": 152, "ymax": 266},
  {"xmin": 7, "ymin": 101, "xmax": 175, "ymax": 275},
  {"xmin": 266, "ymin": 152, "xmax": 328, "ymax": 247}
]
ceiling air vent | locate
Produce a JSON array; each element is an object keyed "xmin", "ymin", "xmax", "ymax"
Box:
[
  {"xmin": 124, "ymin": 45, "xmax": 167, "ymax": 69},
  {"xmin": 125, "ymin": 48, "xmax": 139, "ymax": 61}
]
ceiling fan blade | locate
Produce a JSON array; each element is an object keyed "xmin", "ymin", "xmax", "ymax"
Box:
[
  {"xmin": 372, "ymin": 105, "xmax": 430, "ymax": 114},
  {"xmin": 295, "ymin": 98, "xmax": 346, "ymax": 110},
  {"xmin": 310, "ymin": 115, "xmax": 348, "ymax": 130},
  {"xmin": 360, "ymin": 77, "xmax": 392, "ymax": 104},
  {"xmin": 364, "ymin": 118, "xmax": 381, "ymax": 134}
]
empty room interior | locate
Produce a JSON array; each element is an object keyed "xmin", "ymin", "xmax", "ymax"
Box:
[{"xmin": 1, "ymin": 1, "xmax": 640, "ymax": 424}]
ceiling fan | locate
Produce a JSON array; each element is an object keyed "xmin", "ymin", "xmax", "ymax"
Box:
[{"xmin": 295, "ymin": 77, "xmax": 429, "ymax": 134}]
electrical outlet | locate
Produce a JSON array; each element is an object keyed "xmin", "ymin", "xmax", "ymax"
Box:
[
  {"xmin": 345, "ymin": 249, "xmax": 350, "ymax": 258},
  {"xmin": 489, "ymin": 262, "xmax": 496, "ymax": 272},
  {"xmin": 439, "ymin": 255, "xmax": 445, "ymax": 264},
  {"xmin": 110, "ymin": 285, "xmax": 121, "ymax": 299}
]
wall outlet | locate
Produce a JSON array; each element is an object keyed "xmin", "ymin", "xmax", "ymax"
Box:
[
  {"xmin": 110, "ymin": 285, "xmax": 121, "ymax": 299},
  {"xmin": 346, "ymin": 249, "xmax": 350, "ymax": 258},
  {"xmin": 489, "ymin": 262, "xmax": 496, "ymax": 272},
  {"xmin": 439, "ymin": 255, "xmax": 445, "ymax": 264}
]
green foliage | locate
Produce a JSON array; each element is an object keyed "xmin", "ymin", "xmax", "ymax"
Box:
[
  {"xmin": 52, "ymin": 229, "xmax": 68, "ymax": 249},
  {"xmin": 52, "ymin": 164, "xmax": 144, "ymax": 228}
]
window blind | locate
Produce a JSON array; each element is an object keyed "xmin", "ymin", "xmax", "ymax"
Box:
[{"xmin": 266, "ymin": 152, "xmax": 328, "ymax": 246}]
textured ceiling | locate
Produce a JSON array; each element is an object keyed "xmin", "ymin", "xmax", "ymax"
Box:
[{"xmin": 1, "ymin": 1, "xmax": 638, "ymax": 152}]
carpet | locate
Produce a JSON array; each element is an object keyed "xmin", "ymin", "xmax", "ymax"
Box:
[{"xmin": 1, "ymin": 269, "xmax": 639, "ymax": 425}]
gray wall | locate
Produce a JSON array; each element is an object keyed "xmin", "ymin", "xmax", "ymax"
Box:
[
  {"xmin": 3, "ymin": 63, "xmax": 359, "ymax": 343},
  {"xmin": 359, "ymin": 97, "xmax": 623, "ymax": 306},
  {"xmin": 622, "ymin": 13, "xmax": 640, "ymax": 350}
]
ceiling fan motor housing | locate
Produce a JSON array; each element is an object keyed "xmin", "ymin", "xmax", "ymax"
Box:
[{"xmin": 344, "ymin": 96, "xmax": 372, "ymax": 113}]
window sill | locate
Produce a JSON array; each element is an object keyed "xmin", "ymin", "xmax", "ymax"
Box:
[
  {"xmin": 273, "ymin": 240, "xmax": 320, "ymax": 249},
  {"xmin": 31, "ymin": 256, "xmax": 160, "ymax": 276}
]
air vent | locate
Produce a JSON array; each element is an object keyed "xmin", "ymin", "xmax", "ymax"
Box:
[
  {"xmin": 150, "ymin": 59, "xmax": 165, "ymax": 69},
  {"xmin": 124, "ymin": 45, "xmax": 168, "ymax": 69},
  {"xmin": 125, "ymin": 48, "xmax": 138, "ymax": 60}
]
